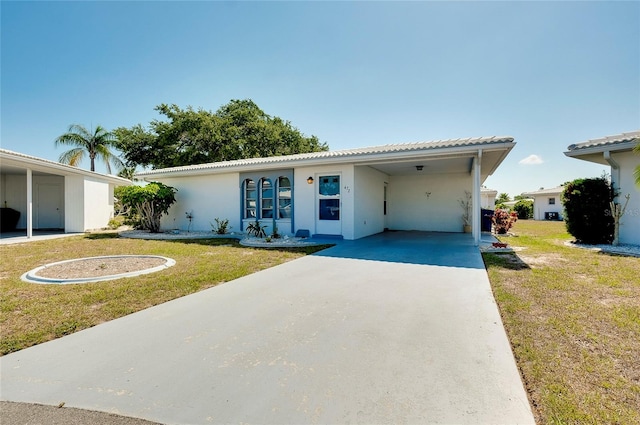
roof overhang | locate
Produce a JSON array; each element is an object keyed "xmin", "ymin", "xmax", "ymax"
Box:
[
  {"xmin": 0, "ymin": 149, "xmax": 131, "ymax": 186},
  {"xmin": 564, "ymin": 131, "xmax": 639, "ymax": 165},
  {"xmin": 136, "ymin": 136, "xmax": 516, "ymax": 182}
]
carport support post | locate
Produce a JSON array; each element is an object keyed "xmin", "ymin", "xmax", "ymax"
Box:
[
  {"xmin": 26, "ymin": 168, "xmax": 33, "ymax": 239},
  {"xmin": 472, "ymin": 151, "xmax": 481, "ymax": 246}
]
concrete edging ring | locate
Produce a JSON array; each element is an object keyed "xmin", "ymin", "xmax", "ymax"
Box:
[{"xmin": 21, "ymin": 255, "xmax": 176, "ymax": 284}]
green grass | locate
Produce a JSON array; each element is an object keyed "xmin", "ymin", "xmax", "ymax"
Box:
[
  {"xmin": 0, "ymin": 234, "xmax": 329, "ymax": 355},
  {"xmin": 484, "ymin": 220, "xmax": 640, "ymax": 424}
]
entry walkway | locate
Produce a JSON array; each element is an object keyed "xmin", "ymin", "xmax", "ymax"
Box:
[{"xmin": 0, "ymin": 232, "xmax": 535, "ymax": 424}]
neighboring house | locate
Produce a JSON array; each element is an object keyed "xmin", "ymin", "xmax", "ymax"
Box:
[
  {"xmin": 480, "ymin": 187, "xmax": 498, "ymax": 209},
  {"xmin": 136, "ymin": 136, "xmax": 516, "ymax": 245},
  {"xmin": 521, "ymin": 187, "xmax": 565, "ymax": 220},
  {"xmin": 564, "ymin": 130, "xmax": 640, "ymax": 245},
  {"xmin": 0, "ymin": 149, "xmax": 131, "ymax": 237}
]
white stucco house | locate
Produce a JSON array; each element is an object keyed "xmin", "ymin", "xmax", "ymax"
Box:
[
  {"xmin": 0, "ymin": 148, "xmax": 131, "ymax": 237},
  {"xmin": 521, "ymin": 187, "xmax": 565, "ymax": 221},
  {"xmin": 564, "ymin": 131, "xmax": 640, "ymax": 245},
  {"xmin": 480, "ymin": 187, "xmax": 498, "ymax": 209},
  {"xmin": 136, "ymin": 136, "xmax": 515, "ymax": 245}
]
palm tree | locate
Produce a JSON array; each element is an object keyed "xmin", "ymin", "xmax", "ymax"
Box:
[{"xmin": 55, "ymin": 124, "xmax": 124, "ymax": 173}]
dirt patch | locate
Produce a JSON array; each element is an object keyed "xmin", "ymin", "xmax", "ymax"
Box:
[
  {"xmin": 35, "ymin": 257, "xmax": 167, "ymax": 279},
  {"xmin": 519, "ymin": 253, "xmax": 568, "ymax": 268}
]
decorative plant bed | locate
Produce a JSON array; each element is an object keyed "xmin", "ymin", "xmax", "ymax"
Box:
[{"xmin": 21, "ymin": 255, "xmax": 176, "ymax": 284}]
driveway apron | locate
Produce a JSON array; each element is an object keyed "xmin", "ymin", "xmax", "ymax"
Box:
[{"xmin": 1, "ymin": 232, "xmax": 535, "ymax": 424}]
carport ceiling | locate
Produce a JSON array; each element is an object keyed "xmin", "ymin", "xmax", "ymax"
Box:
[
  {"xmin": 366, "ymin": 157, "xmax": 470, "ymax": 176},
  {"xmin": 361, "ymin": 149, "xmax": 508, "ymax": 178},
  {"xmin": 0, "ymin": 165, "xmax": 55, "ymax": 176}
]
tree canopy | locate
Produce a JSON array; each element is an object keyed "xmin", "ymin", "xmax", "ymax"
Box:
[{"xmin": 114, "ymin": 99, "xmax": 328, "ymax": 169}]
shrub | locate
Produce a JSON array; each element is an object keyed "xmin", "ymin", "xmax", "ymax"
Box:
[
  {"xmin": 513, "ymin": 200, "xmax": 533, "ymax": 219},
  {"xmin": 246, "ymin": 220, "xmax": 267, "ymax": 238},
  {"xmin": 562, "ymin": 177, "xmax": 614, "ymax": 244},
  {"xmin": 493, "ymin": 209, "xmax": 515, "ymax": 234},
  {"xmin": 210, "ymin": 218, "xmax": 231, "ymax": 234},
  {"xmin": 116, "ymin": 182, "xmax": 177, "ymax": 233}
]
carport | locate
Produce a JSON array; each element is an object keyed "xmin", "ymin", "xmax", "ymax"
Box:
[{"xmin": 0, "ymin": 149, "xmax": 130, "ymax": 238}]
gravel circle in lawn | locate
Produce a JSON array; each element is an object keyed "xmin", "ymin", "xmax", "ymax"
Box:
[
  {"xmin": 22, "ymin": 255, "xmax": 175, "ymax": 284},
  {"xmin": 35, "ymin": 256, "xmax": 168, "ymax": 279}
]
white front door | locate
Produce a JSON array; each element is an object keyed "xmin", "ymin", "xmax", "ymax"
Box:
[
  {"xmin": 315, "ymin": 174, "xmax": 342, "ymax": 236},
  {"xmin": 36, "ymin": 183, "xmax": 63, "ymax": 229}
]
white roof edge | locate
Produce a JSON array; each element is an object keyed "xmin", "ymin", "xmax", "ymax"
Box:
[
  {"xmin": 136, "ymin": 136, "xmax": 515, "ymax": 178},
  {"xmin": 521, "ymin": 186, "xmax": 565, "ymax": 196},
  {"xmin": 564, "ymin": 130, "xmax": 640, "ymax": 156},
  {"xmin": 0, "ymin": 148, "xmax": 131, "ymax": 185}
]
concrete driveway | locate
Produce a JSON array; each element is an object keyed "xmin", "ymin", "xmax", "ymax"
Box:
[{"xmin": 1, "ymin": 231, "xmax": 535, "ymax": 424}]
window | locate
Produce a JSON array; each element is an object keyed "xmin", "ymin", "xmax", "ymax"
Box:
[
  {"xmin": 244, "ymin": 179, "xmax": 256, "ymax": 218},
  {"xmin": 261, "ymin": 179, "xmax": 273, "ymax": 218},
  {"xmin": 278, "ymin": 176, "xmax": 292, "ymax": 219},
  {"xmin": 240, "ymin": 171, "xmax": 293, "ymax": 233},
  {"xmin": 548, "ymin": 197, "xmax": 556, "ymax": 205}
]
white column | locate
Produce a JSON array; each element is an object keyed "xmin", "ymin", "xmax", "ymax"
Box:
[
  {"xmin": 472, "ymin": 150, "xmax": 482, "ymax": 246},
  {"xmin": 26, "ymin": 168, "xmax": 33, "ymax": 239}
]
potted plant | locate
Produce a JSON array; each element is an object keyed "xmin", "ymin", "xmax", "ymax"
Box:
[{"xmin": 459, "ymin": 191, "xmax": 472, "ymax": 233}]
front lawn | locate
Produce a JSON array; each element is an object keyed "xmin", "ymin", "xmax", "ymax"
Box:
[
  {"xmin": 0, "ymin": 234, "xmax": 328, "ymax": 355},
  {"xmin": 484, "ymin": 220, "xmax": 640, "ymax": 424}
]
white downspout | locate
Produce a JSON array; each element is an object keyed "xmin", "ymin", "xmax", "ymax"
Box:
[
  {"xmin": 26, "ymin": 168, "xmax": 33, "ymax": 239},
  {"xmin": 604, "ymin": 151, "xmax": 620, "ymax": 194},
  {"xmin": 472, "ymin": 150, "xmax": 482, "ymax": 246}
]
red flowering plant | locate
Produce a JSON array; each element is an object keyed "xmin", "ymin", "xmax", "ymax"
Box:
[{"xmin": 493, "ymin": 208, "xmax": 516, "ymax": 234}]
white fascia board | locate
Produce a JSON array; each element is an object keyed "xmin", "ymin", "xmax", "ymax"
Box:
[
  {"xmin": 564, "ymin": 140, "xmax": 637, "ymax": 159},
  {"xmin": 1, "ymin": 150, "xmax": 131, "ymax": 186}
]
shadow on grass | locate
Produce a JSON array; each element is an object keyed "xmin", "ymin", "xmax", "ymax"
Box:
[
  {"xmin": 482, "ymin": 252, "xmax": 531, "ymax": 270},
  {"xmin": 117, "ymin": 235, "xmax": 334, "ymax": 255},
  {"xmin": 84, "ymin": 233, "xmax": 119, "ymax": 240}
]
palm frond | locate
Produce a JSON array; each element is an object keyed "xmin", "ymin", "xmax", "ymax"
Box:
[{"xmin": 58, "ymin": 148, "xmax": 85, "ymax": 167}]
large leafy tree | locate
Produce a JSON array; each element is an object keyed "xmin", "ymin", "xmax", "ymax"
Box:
[
  {"xmin": 114, "ymin": 99, "xmax": 328, "ymax": 169},
  {"xmin": 55, "ymin": 124, "xmax": 124, "ymax": 173}
]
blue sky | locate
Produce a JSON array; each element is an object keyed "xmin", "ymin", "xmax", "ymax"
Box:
[{"xmin": 1, "ymin": 1, "xmax": 638, "ymax": 197}]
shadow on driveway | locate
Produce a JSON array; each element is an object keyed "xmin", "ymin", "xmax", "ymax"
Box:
[{"xmin": 314, "ymin": 230, "xmax": 486, "ymax": 269}]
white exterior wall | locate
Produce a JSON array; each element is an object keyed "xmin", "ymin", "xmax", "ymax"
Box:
[
  {"xmin": 65, "ymin": 175, "xmax": 85, "ymax": 232},
  {"xmin": 532, "ymin": 194, "xmax": 563, "ymax": 220},
  {"xmin": 353, "ymin": 165, "xmax": 387, "ymax": 239},
  {"xmin": 82, "ymin": 177, "xmax": 113, "ymax": 230},
  {"xmin": 157, "ymin": 173, "xmax": 241, "ymax": 232},
  {"xmin": 481, "ymin": 191, "xmax": 497, "ymax": 209},
  {"xmin": 387, "ymin": 173, "xmax": 472, "ymax": 232},
  {"xmin": 293, "ymin": 164, "xmax": 355, "ymax": 239},
  {"xmin": 611, "ymin": 151, "xmax": 640, "ymax": 245}
]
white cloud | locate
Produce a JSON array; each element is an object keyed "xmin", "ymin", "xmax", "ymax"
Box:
[{"xmin": 519, "ymin": 154, "xmax": 544, "ymax": 165}]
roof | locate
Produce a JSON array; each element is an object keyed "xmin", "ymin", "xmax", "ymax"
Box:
[
  {"xmin": 565, "ymin": 130, "xmax": 639, "ymax": 156},
  {"xmin": 0, "ymin": 148, "xmax": 131, "ymax": 185},
  {"xmin": 522, "ymin": 186, "xmax": 564, "ymax": 197},
  {"xmin": 136, "ymin": 136, "xmax": 515, "ymax": 178}
]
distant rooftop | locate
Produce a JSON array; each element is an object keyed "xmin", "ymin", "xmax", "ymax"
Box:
[{"xmin": 522, "ymin": 186, "xmax": 564, "ymax": 196}]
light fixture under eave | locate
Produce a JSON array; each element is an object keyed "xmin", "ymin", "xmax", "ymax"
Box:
[
  {"xmin": 416, "ymin": 165, "xmax": 424, "ymax": 171},
  {"xmin": 307, "ymin": 176, "xmax": 314, "ymax": 184}
]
